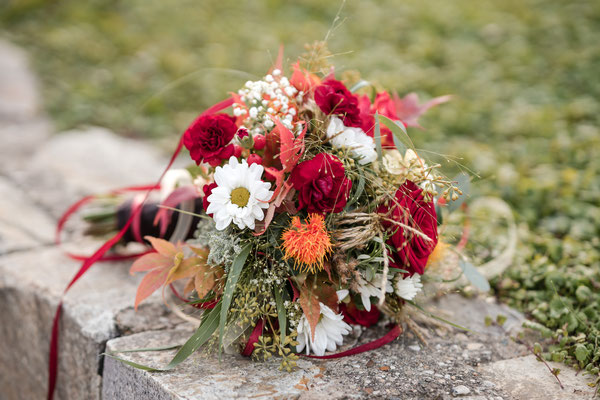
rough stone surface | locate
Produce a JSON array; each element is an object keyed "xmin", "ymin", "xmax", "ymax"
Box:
[
  {"xmin": 0, "ymin": 245, "xmax": 181, "ymax": 400},
  {"xmin": 479, "ymin": 355, "xmax": 596, "ymax": 400},
  {"xmin": 102, "ymin": 295, "xmax": 529, "ymax": 400},
  {"xmin": 0, "ymin": 176, "xmax": 55, "ymax": 254},
  {"xmin": 10, "ymin": 127, "xmax": 169, "ymax": 219}
]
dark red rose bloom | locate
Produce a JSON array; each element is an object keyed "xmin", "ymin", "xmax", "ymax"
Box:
[
  {"xmin": 289, "ymin": 153, "xmax": 352, "ymax": 214},
  {"xmin": 379, "ymin": 180, "xmax": 438, "ymax": 276},
  {"xmin": 340, "ymin": 302, "xmax": 380, "ymax": 327},
  {"xmin": 202, "ymin": 182, "xmax": 217, "ymax": 216},
  {"xmin": 314, "ymin": 79, "xmax": 362, "ymax": 128},
  {"xmin": 183, "ymin": 113, "xmax": 237, "ymax": 166}
]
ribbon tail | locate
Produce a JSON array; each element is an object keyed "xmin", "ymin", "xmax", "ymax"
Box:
[
  {"xmin": 47, "ymin": 302, "xmax": 62, "ymax": 400},
  {"xmin": 304, "ymin": 324, "xmax": 402, "ymax": 359},
  {"xmin": 242, "ymin": 319, "xmax": 266, "ymax": 357}
]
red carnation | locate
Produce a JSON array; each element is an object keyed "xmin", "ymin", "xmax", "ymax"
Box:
[
  {"xmin": 202, "ymin": 182, "xmax": 217, "ymax": 216},
  {"xmin": 339, "ymin": 302, "xmax": 380, "ymax": 327},
  {"xmin": 314, "ymin": 79, "xmax": 362, "ymax": 128},
  {"xmin": 289, "ymin": 153, "xmax": 352, "ymax": 214},
  {"xmin": 379, "ymin": 180, "xmax": 438, "ymax": 276},
  {"xmin": 183, "ymin": 113, "xmax": 237, "ymax": 166}
]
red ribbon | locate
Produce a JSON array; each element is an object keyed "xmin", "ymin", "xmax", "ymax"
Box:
[
  {"xmin": 242, "ymin": 319, "xmax": 266, "ymax": 357},
  {"xmin": 304, "ymin": 324, "xmax": 402, "ymax": 359},
  {"xmin": 55, "ymin": 184, "xmax": 159, "ymax": 261},
  {"xmin": 169, "ymin": 284, "xmax": 218, "ymax": 310},
  {"xmin": 47, "ymin": 97, "xmax": 233, "ymax": 400}
]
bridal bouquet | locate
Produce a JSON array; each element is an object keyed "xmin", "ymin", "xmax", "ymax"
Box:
[{"xmin": 118, "ymin": 48, "xmax": 469, "ymax": 371}]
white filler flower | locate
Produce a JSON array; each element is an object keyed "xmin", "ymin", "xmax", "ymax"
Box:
[
  {"xmin": 296, "ymin": 303, "xmax": 352, "ymax": 356},
  {"xmin": 355, "ymin": 272, "xmax": 393, "ymax": 312},
  {"xmin": 326, "ymin": 117, "xmax": 377, "ymax": 165},
  {"xmin": 206, "ymin": 156, "xmax": 273, "ymax": 230},
  {"xmin": 395, "ymin": 274, "xmax": 423, "ymax": 301}
]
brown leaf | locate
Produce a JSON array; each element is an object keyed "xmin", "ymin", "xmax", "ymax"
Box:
[
  {"xmin": 166, "ymin": 256, "xmax": 199, "ymax": 285},
  {"xmin": 299, "ymin": 286, "xmax": 321, "ymax": 342},
  {"xmin": 194, "ymin": 267, "xmax": 216, "ymax": 298},
  {"xmin": 313, "ymin": 282, "xmax": 338, "ymax": 311}
]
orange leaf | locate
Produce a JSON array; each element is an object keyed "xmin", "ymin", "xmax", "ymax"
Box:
[
  {"xmin": 134, "ymin": 268, "xmax": 170, "ymax": 310},
  {"xmin": 145, "ymin": 236, "xmax": 177, "ymax": 258},
  {"xmin": 299, "ymin": 286, "xmax": 321, "ymax": 342},
  {"xmin": 130, "ymin": 253, "xmax": 169, "ymax": 274},
  {"xmin": 165, "ymin": 256, "xmax": 200, "ymax": 285},
  {"xmin": 275, "ymin": 118, "xmax": 306, "ymax": 172},
  {"xmin": 194, "ymin": 268, "xmax": 216, "ymax": 299},
  {"xmin": 290, "ymin": 62, "xmax": 321, "ymax": 93}
]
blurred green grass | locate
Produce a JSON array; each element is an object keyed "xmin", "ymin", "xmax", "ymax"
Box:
[{"xmin": 2, "ymin": 0, "xmax": 600, "ymax": 371}]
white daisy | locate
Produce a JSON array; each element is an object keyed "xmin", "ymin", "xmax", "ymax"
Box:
[
  {"xmin": 355, "ymin": 272, "xmax": 393, "ymax": 312},
  {"xmin": 395, "ymin": 274, "xmax": 423, "ymax": 301},
  {"xmin": 326, "ymin": 117, "xmax": 377, "ymax": 165},
  {"xmin": 206, "ymin": 156, "xmax": 273, "ymax": 231},
  {"xmin": 296, "ymin": 303, "xmax": 352, "ymax": 356}
]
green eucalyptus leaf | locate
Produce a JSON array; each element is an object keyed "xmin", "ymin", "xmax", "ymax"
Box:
[
  {"xmin": 349, "ymin": 80, "xmax": 371, "ymax": 93},
  {"xmin": 378, "ymin": 114, "xmax": 415, "ymax": 152},
  {"xmin": 459, "ymin": 259, "xmax": 491, "ymax": 292},
  {"xmin": 274, "ymin": 287, "xmax": 287, "ymax": 345},
  {"xmin": 219, "ymin": 242, "xmax": 252, "ymax": 355},
  {"xmin": 374, "ymin": 113, "xmax": 383, "ymax": 161}
]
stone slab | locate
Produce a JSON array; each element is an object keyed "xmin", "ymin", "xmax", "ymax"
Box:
[
  {"xmin": 0, "ymin": 246, "xmax": 181, "ymax": 400},
  {"xmin": 479, "ymin": 355, "xmax": 596, "ymax": 399},
  {"xmin": 102, "ymin": 295, "xmax": 534, "ymax": 400},
  {"xmin": 0, "ymin": 175, "xmax": 55, "ymax": 255},
  {"xmin": 9, "ymin": 127, "xmax": 170, "ymax": 219}
]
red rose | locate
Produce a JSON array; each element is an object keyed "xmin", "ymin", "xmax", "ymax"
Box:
[
  {"xmin": 379, "ymin": 180, "xmax": 438, "ymax": 276},
  {"xmin": 289, "ymin": 153, "xmax": 352, "ymax": 214},
  {"xmin": 202, "ymin": 182, "xmax": 217, "ymax": 216},
  {"xmin": 314, "ymin": 79, "xmax": 362, "ymax": 128},
  {"xmin": 183, "ymin": 113, "xmax": 237, "ymax": 166},
  {"xmin": 340, "ymin": 302, "xmax": 380, "ymax": 327}
]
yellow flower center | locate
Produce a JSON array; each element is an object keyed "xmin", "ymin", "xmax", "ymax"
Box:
[{"xmin": 230, "ymin": 187, "xmax": 250, "ymax": 207}]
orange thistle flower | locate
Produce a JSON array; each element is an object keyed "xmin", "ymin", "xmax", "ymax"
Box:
[{"xmin": 282, "ymin": 214, "xmax": 332, "ymax": 273}]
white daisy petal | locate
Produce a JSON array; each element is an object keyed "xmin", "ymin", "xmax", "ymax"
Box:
[
  {"xmin": 295, "ymin": 303, "xmax": 351, "ymax": 356},
  {"xmin": 395, "ymin": 274, "xmax": 423, "ymax": 301},
  {"xmin": 208, "ymin": 157, "xmax": 273, "ymax": 231}
]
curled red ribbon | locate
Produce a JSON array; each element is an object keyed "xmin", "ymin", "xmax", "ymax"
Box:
[{"xmin": 304, "ymin": 324, "xmax": 402, "ymax": 359}]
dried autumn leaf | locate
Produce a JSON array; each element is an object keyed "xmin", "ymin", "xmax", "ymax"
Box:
[
  {"xmin": 134, "ymin": 268, "xmax": 170, "ymax": 310},
  {"xmin": 299, "ymin": 286, "xmax": 321, "ymax": 342},
  {"xmin": 130, "ymin": 235, "xmax": 187, "ymax": 310}
]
